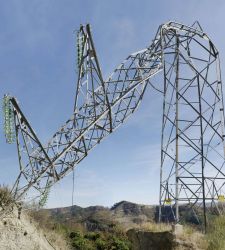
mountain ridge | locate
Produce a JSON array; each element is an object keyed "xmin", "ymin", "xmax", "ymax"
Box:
[{"xmin": 47, "ymin": 200, "xmax": 156, "ymax": 231}]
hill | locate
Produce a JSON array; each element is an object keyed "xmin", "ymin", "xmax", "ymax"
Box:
[
  {"xmin": 45, "ymin": 201, "xmax": 208, "ymax": 249},
  {"xmin": 48, "ymin": 201, "xmax": 156, "ymax": 231}
]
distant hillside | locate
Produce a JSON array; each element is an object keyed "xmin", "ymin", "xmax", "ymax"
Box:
[
  {"xmin": 47, "ymin": 200, "xmax": 208, "ymax": 233},
  {"xmin": 48, "ymin": 201, "xmax": 156, "ymax": 231}
]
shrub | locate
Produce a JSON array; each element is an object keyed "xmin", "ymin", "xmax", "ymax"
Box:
[
  {"xmin": 110, "ymin": 236, "xmax": 131, "ymax": 250},
  {"xmin": 71, "ymin": 238, "xmax": 91, "ymax": 249},
  {"xmin": 0, "ymin": 185, "xmax": 14, "ymax": 209},
  {"xmin": 84, "ymin": 232, "xmax": 101, "ymax": 241},
  {"xmin": 69, "ymin": 231, "xmax": 82, "ymax": 239},
  {"xmin": 68, "ymin": 229, "xmax": 131, "ymax": 250},
  {"xmin": 95, "ymin": 238, "xmax": 107, "ymax": 250}
]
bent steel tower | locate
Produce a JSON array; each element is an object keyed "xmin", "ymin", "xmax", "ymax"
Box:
[{"xmin": 2, "ymin": 21, "xmax": 225, "ymax": 230}]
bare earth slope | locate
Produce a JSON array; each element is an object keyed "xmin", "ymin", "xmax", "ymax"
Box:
[{"xmin": 0, "ymin": 208, "xmax": 70, "ymax": 250}]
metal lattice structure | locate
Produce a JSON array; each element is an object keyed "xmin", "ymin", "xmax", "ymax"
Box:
[
  {"xmin": 158, "ymin": 22, "xmax": 225, "ymax": 230},
  {"xmin": 2, "ymin": 21, "xmax": 225, "ymax": 230}
]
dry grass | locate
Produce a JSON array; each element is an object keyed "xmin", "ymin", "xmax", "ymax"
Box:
[
  {"xmin": 172, "ymin": 216, "xmax": 225, "ymax": 250},
  {"xmin": 137, "ymin": 221, "xmax": 172, "ymax": 232},
  {"xmin": 43, "ymin": 230, "xmax": 72, "ymax": 250},
  {"xmin": 206, "ymin": 215, "xmax": 225, "ymax": 250},
  {"xmin": 0, "ymin": 185, "xmax": 17, "ymax": 221},
  {"xmin": 176, "ymin": 225, "xmax": 208, "ymax": 250},
  {"xmin": 28, "ymin": 209, "xmax": 71, "ymax": 250},
  {"xmin": 0, "ymin": 185, "xmax": 14, "ymax": 209}
]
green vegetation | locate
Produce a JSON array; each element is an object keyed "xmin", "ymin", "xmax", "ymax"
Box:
[
  {"xmin": 68, "ymin": 229, "xmax": 131, "ymax": 250},
  {"xmin": 31, "ymin": 209, "xmax": 131, "ymax": 250}
]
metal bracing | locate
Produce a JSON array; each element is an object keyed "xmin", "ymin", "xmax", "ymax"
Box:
[
  {"xmin": 2, "ymin": 22, "xmax": 225, "ymax": 230},
  {"xmin": 158, "ymin": 22, "xmax": 225, "ymax": 231},
  {"xmin": 8, "ymin": 23, "xmax": 162, "ymax": 203}
]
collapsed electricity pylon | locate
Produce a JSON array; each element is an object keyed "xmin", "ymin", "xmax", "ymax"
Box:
[{"xmin": 2, "ymin": 21, "xmax": 225, "ymax": 231}]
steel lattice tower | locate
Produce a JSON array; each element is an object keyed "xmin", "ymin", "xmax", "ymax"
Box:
[
  {"xmin": 2, "ymin": 21, "xmax": 225, "ymax": 231},
  {"xmin": 158, "ymin": 22, "xmax": 225, "ymax": 231}
]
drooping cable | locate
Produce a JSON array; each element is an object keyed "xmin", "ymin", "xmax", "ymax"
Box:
[{"xmin": 71, "ymin": 169, "xmax": 75, "ymax": 207}]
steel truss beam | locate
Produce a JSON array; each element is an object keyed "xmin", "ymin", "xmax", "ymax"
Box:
[{"xmin": 3, "ymin": 22, "xmax": 225, "ymax": 230}]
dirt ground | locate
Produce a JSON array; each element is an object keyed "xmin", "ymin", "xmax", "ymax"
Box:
[{"xmin": 0, "ymin": 208, "xmax": 70, "ymax": 250}]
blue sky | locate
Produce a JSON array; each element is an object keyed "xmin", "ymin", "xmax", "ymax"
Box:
[{"xmin": 1, "ymin": 0, "xmax": 225, "ymax": 208}]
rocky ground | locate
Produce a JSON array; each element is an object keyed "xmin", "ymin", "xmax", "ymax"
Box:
[{"xmin": 127, "ymin": 227, "xmax": 206, "ymax": 250}]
